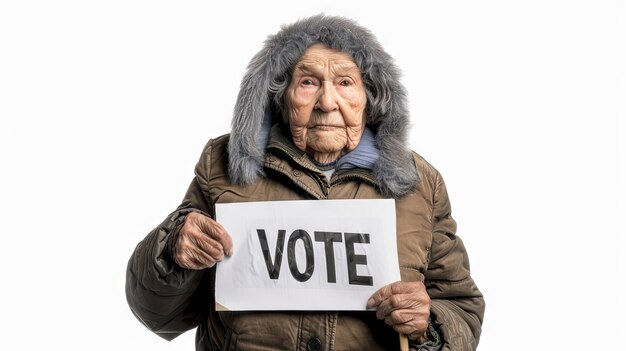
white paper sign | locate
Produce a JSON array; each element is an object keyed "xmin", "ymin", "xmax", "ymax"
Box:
[{"xmin": 215, "ymin": 199, "xmax": 400, "ymax": 311}]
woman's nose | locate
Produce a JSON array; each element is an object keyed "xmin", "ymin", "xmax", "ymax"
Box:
[{"xmin": 315, "ymin": 82, "xmax": 339, "ymax": 112}]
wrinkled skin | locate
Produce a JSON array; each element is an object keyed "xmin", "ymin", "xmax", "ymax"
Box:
[
  {"xmin": 367, "ymin": 281, "xmax": 431, "ymax": 343},
  {"xmin": 173, "ymin": 44, "xmax": 430, "ymax": 342},
  {"xmin": 285, "ymin": 44, "xmax": 367, "ymax": 163},
  {"xmin": 173, "ymin": 212, "xmax": 233, "ymax": 270}
]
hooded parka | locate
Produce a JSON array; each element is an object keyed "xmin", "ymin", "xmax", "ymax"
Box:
[{"xmin": 126, "ymin": 14, "xmax": 485, "ymax": 351}]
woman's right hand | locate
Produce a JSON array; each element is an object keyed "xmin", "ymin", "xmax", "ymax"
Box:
[{"xmin": 173, "ymin": 212, "xmax": 234, "ymax": 270}]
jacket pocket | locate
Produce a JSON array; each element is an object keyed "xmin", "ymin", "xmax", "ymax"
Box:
[{"xmin": 223, "ymin": 328, "xmax": 238, "ymax": 351}]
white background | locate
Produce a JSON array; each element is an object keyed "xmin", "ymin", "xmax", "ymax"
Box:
[{"xmin": 2, "ymin": 0, "xmax": 624, "ymax": 350}]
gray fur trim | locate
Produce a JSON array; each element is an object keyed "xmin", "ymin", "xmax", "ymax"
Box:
[{"xmin": 227, "ymin": 14, "xmax": 418, "ymax": 198}]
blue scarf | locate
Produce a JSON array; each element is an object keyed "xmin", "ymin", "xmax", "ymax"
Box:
[{"xmin": 336, "ymin": 127, "xmax": 378, "ymax": 171}]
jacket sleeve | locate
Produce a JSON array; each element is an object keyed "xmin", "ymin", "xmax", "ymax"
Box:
[
  {"xmin": 425, "ymin": 172, "xmax": 485, "ymax": 351},
  {"xmin": 125, "ymin": 144, "xmax": 216, "ymax": 340}
]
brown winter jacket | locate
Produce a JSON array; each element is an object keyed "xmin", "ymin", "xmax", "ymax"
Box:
[{"xmin": 126, "ymin": 126, "xmax": 485, "ymax": 350}]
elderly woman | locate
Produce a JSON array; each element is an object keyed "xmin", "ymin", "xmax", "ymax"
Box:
[{"xmin": 126, "ymin": 14, "xmax": 484, "ymax": 351}]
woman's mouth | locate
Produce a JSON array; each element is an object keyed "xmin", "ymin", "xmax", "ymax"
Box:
[{"xmin": 309, "ymin": 125, "xmax": 343, "ymax": 131}]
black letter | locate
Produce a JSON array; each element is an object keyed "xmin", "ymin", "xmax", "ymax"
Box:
[
  {"xmin": 314, "ymin": 231, "xmax": 342, "ymax": 283},
  {"xmin": 257, "ymin": 229, "xmax": 286, "ymax": 279},
  {"xmin": 287, "ymin": 230, "xmax": 315, "ymax": 282},
  {"xmin": 344, "ymin": 233, "xmax": 373, "ymax": 286}
]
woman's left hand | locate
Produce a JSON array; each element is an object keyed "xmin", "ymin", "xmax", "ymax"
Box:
[{"xmin": 367, "ymin": 281, "xmax": 431, "ymax": 342}]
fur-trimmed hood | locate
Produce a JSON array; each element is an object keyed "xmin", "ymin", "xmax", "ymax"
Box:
[{"xmin": 227, "ymin": 14, "xmax": 418, "ymax": 198}]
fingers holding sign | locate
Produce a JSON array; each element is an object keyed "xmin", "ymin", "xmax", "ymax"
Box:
[
  {"xmin": 367, "ymin": 281, "xmax": 431, "ymax": 342},
  {"xmin": 174, "ymin": 211, "xmax": 233, "ymax": 270}
]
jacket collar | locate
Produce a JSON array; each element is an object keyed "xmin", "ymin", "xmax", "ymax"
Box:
[{"xmin": 264, "ymin": 125, "xmax": 380, "ymax": 198}]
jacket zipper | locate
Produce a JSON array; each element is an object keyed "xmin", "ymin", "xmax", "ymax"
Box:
[
  {"xmin": 331, "ymin": 172, "xmax": 378, "ymax": 189},
  {"xmin": 266, "ymin": 146, "xmax": 330, "ymax": 198}
]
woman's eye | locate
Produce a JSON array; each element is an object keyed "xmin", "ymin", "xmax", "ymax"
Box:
[
  {"xmin": 302, "ymin": 79, "xmax": 314, "ymax": 85},
  {"xmin": 340, "ymin": 79, "xmax": 351, "ymax": 86}
]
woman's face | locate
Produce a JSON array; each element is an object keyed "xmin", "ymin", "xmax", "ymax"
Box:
[{"xmin": 285, "ymin": 44, "xmax": 367, "ymax": 163}]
